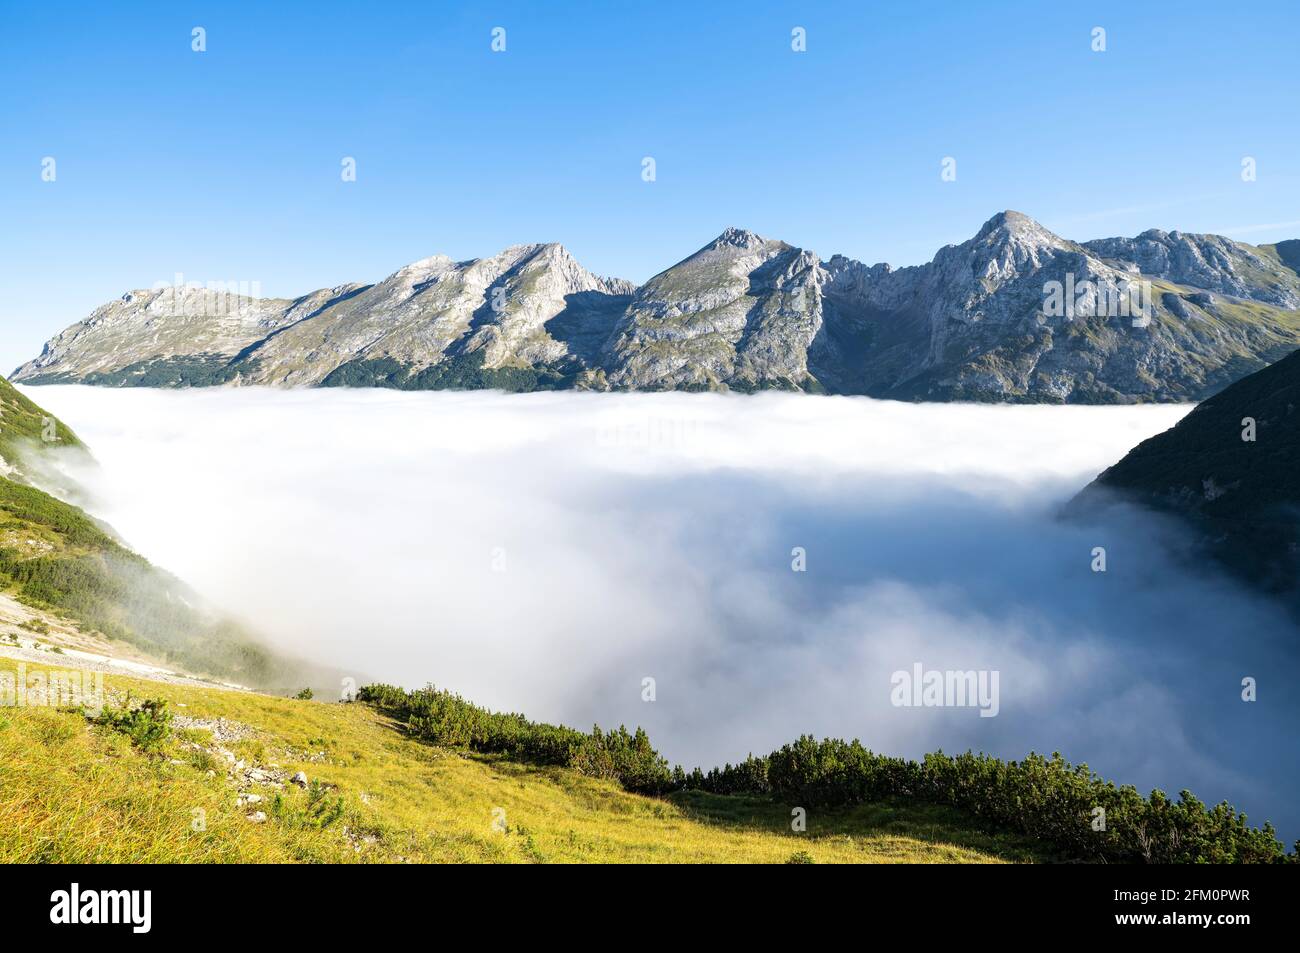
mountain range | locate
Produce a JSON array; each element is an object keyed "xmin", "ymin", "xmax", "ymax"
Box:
[
  {"xmin": 5, "ymin": 312, "xmax": 1296, "ymax": 864},
  {"xmin": 14, "ymin": 211, "xmax": 1300, "ymax": 402}
]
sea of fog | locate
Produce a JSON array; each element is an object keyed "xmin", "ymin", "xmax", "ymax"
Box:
[{"xmin": 23, "ymin": 386, "xmax": 1300, "ymax": 841}]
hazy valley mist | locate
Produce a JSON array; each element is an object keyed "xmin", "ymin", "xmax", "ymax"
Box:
[{"xmin": 23, "ymin": 385, "xmax": 1300, "ymax": 841}]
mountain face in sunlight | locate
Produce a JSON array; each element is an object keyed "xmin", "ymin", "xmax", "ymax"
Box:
[{"xmin": 16, "ymin": 213, "xmax": 1300, "ymax": 403}]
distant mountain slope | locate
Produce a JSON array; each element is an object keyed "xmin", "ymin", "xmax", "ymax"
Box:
[
  {"xmin": 0, "ymin": 376, "xmax": 324, "ymax": 688},
  {"xmin": 1084, "ymin": 229, "xmax": 1300, "ymax": 308},
  {"xmin": 16, "ymin": 212, "xmax": 1300, "ymax": 402},
  {"xmin": 604, "ymin": 228, "xmax": 822, "ymax": 391},
  {"xmin": 1074, "ymin": 349, "xmax": 1300, "ymax": 596}
]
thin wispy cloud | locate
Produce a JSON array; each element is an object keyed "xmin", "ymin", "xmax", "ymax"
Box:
[
  {"xmin": 1218, "ymin": 219, "xmax": 1300, "ymax": 237},
  {"xmin": 1050, "ymin": 193, "xmax": 1233, "ymax": 231}
]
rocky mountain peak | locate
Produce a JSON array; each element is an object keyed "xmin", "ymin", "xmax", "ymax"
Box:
[
  {"xmin": 971, "ymin": 210, "xmax": 1071, "ymax": 252},
  {"xmin": 500, "ymin": 241, "xmax": 570, "ymax": 264},
  {"xmin": 975, "ymin": 209, "xmax": 1037, "ymax": 237},
  {"xmin": 709, "ymin": 226, "xmax": 769, "ymax": 250},
  {"xmin": 934, "ymin": 210, "xmax": 1080, "ymax": 295},
  {"xmin": 391, "ymin": 254, "xmax": 457, "ymax": 285}
]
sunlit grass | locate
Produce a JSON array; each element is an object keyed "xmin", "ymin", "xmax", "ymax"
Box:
[{"xmin": 0, "ymin": 658, "xmax": 1043, "ymax": 864}]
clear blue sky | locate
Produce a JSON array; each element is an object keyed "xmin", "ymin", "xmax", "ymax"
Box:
[{"xmin": 2, "ymin": 0, "xmax": 1298, "ymax": 373}]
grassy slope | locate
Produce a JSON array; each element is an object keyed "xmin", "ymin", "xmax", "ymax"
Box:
[
  {"xmin": 0, "ymin": 658, "xmax": 1041, "ymax": 864},
  {"xmin": 0, "ymin": 465, "xmax": 290, "ymax": 687},
  {"xmin": 0, "ymin": 376, "xmax": 326, "ymax": 689}
]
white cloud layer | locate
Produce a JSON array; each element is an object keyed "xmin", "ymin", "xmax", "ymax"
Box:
[{"xmin": 24, "ymin": 386, "xmax": 1300, "ymax": 841}]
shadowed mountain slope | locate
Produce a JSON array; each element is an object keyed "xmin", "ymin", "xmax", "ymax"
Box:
[{"xmin": 1074, "ymin": 349, "xmax": 1300, "ymax": 598}]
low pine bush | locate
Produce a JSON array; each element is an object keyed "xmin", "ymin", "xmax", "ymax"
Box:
[
  {"xmin": 93, "ymin": 697, "xmax": 172, "ymax": 751},
  {"xmin": 718, "ymin": 738, "xmax": 1291, "ymax": 864},
  {"xmin": 358, "ymin": 684, "xmax": 671, "ymax": 793},
  {"xmin": 271, "ymin": 781, "xmax": 344, "ymax": 830},
  {"xmin": 359, "ymin": 684, "xmax": 1294, "ymax": 863}
]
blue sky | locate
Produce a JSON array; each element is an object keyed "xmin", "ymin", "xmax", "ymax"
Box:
[{"xmin": 2, "ymin": 0, "xmax": 1298, "ymax": 373}]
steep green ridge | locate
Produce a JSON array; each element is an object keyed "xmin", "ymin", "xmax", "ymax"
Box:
[
  {"xmin": 1076, "ymin": 349, "xmax": 1300, "ymax": 595},
  {"xmin": 0, "ymin": 376, "xmax": 322, "ymax": 689},
  {"xmin": 0, "ymin": 374, "xmax": 83, "ymax": 466}
]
